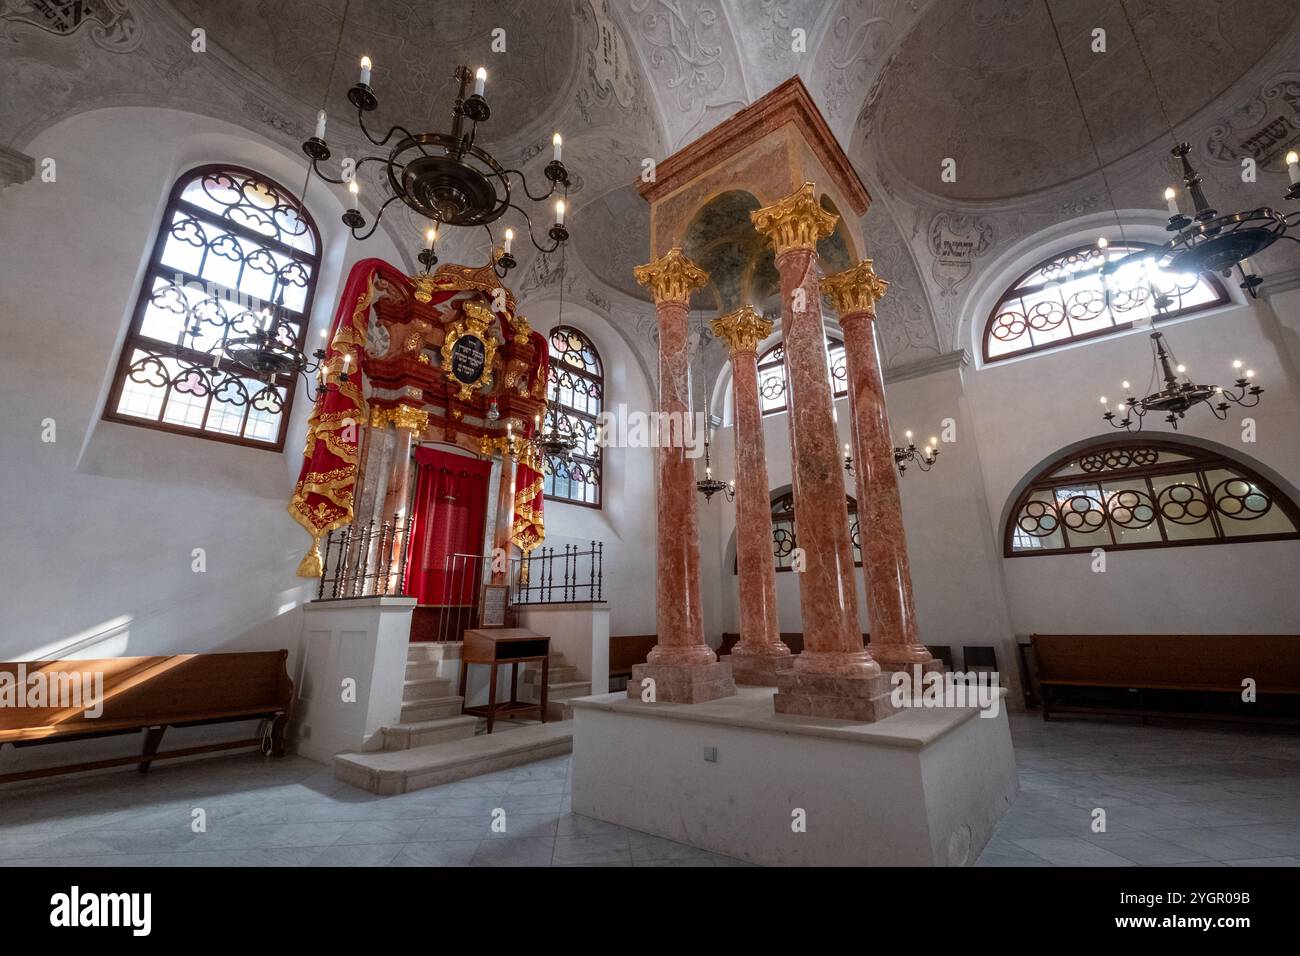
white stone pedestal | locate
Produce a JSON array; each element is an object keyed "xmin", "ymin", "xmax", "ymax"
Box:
[
  {"xmin": 293, "ymin": 596, "xmax": 415, "ymax": 763},
  {"xmin": 570, "ymin": 686, "xmax": 1017, "ymax": 866}
]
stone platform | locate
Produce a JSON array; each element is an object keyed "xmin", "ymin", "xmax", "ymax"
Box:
[{"xmin": 570, "ymin": 686, "xmax": 1017, "ymax": 866}]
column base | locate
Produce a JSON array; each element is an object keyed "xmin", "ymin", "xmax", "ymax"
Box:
[
  {"xmin": 773, "ymin": 671, "xmax": 898, "ymax": 722},
  {"xmin": 873, "ymin": 660, "xmax": 946, "ymax": 697},
  {"xmin": 628, "ymin": 661, "xmax": 736, "ymax": 704},
  {"xmin": 721, "ymin": 652, "xmax": 796, "ymax": 687}
]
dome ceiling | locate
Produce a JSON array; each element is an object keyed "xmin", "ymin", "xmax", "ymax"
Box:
[
  {"xmin": 169, "ymin": 0, "xmax": 579, "ymax": 147},
  {"xmin": 864, "ymin": 0, "xmax": 1300, "ymax": 203}
]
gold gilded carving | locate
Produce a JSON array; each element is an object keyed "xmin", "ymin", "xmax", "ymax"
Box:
[
  {"xmin": 710, "ymin": 304, "xmax": 772, "ymax": 354},
  {"xmin": 510, "ymin": 312, "xmax": 532, "ymax": 345},
  {"xmin": 822, "ymin": 259, "xmax": 889, "ymax": 316},
  {"xmin": 633, "ymin": 247, "xmax": 710, "ymax": 304},
  {"xmin": 441, "ymin": 299, "xmax": 499, "ymax": 401},
  {"xmin": 371, "ymin": 404, "xmax": 430, "ymax": 433},
  {"xmin": 412, "ymin": 272, "xmax": 437, "ymax": 304},
  {"xmin": 750, "ymin": 182, "xmax": 838, "ymax": 256}
]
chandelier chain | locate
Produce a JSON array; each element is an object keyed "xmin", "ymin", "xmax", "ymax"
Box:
[{"xmin": 1043, "ymin": 0, "xmax": 1128, "ymax": 246}]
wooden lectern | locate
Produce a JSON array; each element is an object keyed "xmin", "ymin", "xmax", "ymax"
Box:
[{"xmin": 458, "ymin": 628, "xmax": 550, "ymax": 732}]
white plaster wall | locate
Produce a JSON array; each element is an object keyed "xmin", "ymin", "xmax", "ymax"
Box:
[
  {"xmin": 0, "ymin": 107, "xmax": 406, "ymax": 668},
  {"xmin": 511, "ymin": 300, "xmax": 658, "ymax": 638},
  {"xmin": 967, "ymin": 298, "xmax": 1300, "ymax": 637}
]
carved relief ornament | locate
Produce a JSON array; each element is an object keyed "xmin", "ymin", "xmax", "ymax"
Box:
[
  {"xmin": 710, "ymin": 305, "xmax": 772, "ymax": 354},
  {"xmin": 633, "ymin": 247, "xmax": 710, "ymax": 303},
  {"xmin": 822, "ymin": 260, "xmax": 889, "ymax": 316}
]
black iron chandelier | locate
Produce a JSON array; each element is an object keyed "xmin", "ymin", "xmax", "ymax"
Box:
[
  {"xmin": 1105, "ymin": 1, "xmax": 1297, "ymax": 296},
  {"xmin": 301, "ymin": 58, "xmax": 571, "ymax": 279},
  {"xmin": 1141, "ymin": 142, "xmax": 1300, "ymax": 299},
  {"xmin": 1100, "ymin": 330, "xmax": 1263, "ymax": 432},
  {"xmin": 697, "ymin": 435, "xmax": 735, "ymax": 502},
  {"xmin": 843, "ymin": 432, "xmax": 939, "ymax": 478}
]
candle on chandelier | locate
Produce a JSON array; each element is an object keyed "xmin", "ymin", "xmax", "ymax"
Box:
[
  {"xmin": 503, "ymin": 228, "xmax": 513, "ymax": 255},
  {"xmin": 474, "ymin": 67, "xmax": 486, "ymax": 97},
  {"xmin": 261, "ymin": 309, "xmax": 273, "ymax": 331},
  {"xmin": 844, "ymin": 443, "xmax": 851, "ymax": 456},
  {"xmin": 555, "ymin": 199, "xmax": 566, "ymax": 226},
  {"xmin": 425, "ymin": 227, "xmax": 437, "ymax": 252},
  {"xmin": 552, "ymin": 132, "xmax": 562, "ymax": 163},
  {"xmin": 706, "ymin": 464, "xmax": 712, "ymax": 479},
  {"xmin": 534, "ymin": 413, "xmax": 540, "ymax": 431},
  {"xmin": 929, "ymin": 436, "xmax": 938, "ymax": 448},
  {"xmin": 1287, "ymin": 150, "xmax": 1300, "ymax": 184},
  {"xmin": 359, "ymin": 56, "xmax": 372, "ymax": 86},
  {"xmin": 342, "ymin": 354, "xmax": 351, "ymax": 374},
  {"xmin": 1097, "ymin": 236, "xmax": 1109, "ymax": 250},
  {"xmin": 1164, "ymin": 186, "xmax": 1179, "ymax": 216},
  {"xmin": 315, "ymin": 110, "xmax": 327, "ymax": 140},
  {"xmin": 212, "ymin": 347, "xmax": 224, "ymax": 371},
  {"xmin": 348, "ymin": 179, "xmax": 359, "ymax": 201},
  {"xmin": 1241, "ymin": 257, "xmax": 1254, "ymax": 275}
]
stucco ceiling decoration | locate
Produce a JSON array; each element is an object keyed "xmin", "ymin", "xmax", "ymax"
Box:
[
  {"xmin": 169, "ymin": 0, "xmax": 579, "ymax": 147},
  {"xmin": 862, "ymin": 0, "xmax": 1300, "ymax": 204}
]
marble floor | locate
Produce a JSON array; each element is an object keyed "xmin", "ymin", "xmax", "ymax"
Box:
[{"xmin": 1, "ymin": 713, "xmax": 1297, "ymax": 867}]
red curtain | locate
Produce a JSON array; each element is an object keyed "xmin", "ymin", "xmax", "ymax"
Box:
[{"xmin": 405, "ymin": 448, "xmax": 493, "ymax": 606}]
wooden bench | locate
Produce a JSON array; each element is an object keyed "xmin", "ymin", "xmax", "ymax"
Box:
[
  {"xmin": 718, "ymin": 632, "xmax": 874, "ymax": 656},
  {"xmin": 1031, "ymin": 634, "xmax": 1300, "ymax": 726},
  {"xmin": 0, "ymin": 650, "xmax": 294, "ymax": 784},
  {"xmin": 609, "ymin": 635, "xmax": 658, "ymax": 685}
]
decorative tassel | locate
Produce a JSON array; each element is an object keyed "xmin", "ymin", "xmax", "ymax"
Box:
[
  {"xmin": 517, "ymin": 559, "xmax": 529, "ymax": 585},
  {"xmin": 296, "ymin": 538, "xmax": 324, "ymax": 578}
]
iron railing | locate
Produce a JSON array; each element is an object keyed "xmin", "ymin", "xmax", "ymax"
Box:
[
  {"xmin": 517, "ymin": 541, "xmax": 604, "ymax": 604},
  {"xmin": 316, "ymin": 513, "xmax": 413, "ymax": 600}
]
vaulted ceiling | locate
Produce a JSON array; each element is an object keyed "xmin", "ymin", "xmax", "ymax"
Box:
[{"xmin": 4, "ymin": 0, "xmax": 1299, "ymax": 378}]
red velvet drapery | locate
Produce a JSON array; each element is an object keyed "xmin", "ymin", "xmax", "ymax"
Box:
[{"xmin": 405, "ymin": 448, "xmax": 493, "ymax": 606}]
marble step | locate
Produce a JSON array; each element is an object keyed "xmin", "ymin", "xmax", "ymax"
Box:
[
  {"xmin": 335, "ymin": 720, "xmax": 574, "ymax": 795},
  {"xmin": 381, "ymin": 715, "xmax": 478, "ymax": 751},
  {"xmin": 533, "ymin": 680, "xmax": 592, "ymax": 701},
  {"xmin": 403, "ymin": 676, "xmax": 453, "ymax": 702},
  {"xmin": 404, "ymin": 660, "xmax": 441, "ymax": 681},
  {"xmin": 526, "ymin": 680, "xmax": 592, "ymax": 721},
  {"xmin": 407, "ymin": 641, "xmax": 463, "ymax": 663},
  {"xmin": 522, "ymin": 663, "xmax": 579, "ymax": 684},
  {"xmin": 400, "ymin": 695, "xmax": 464, "ymax": 723}
]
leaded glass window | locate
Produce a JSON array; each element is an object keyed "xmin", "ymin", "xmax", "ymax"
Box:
[
  {"xmin": 543, "ymin": 325, "xmax": 602, "ymax": 507},
  {"xmin": 758, "ymin": 338, "xmax": 848, "ymax": 416},
  {"xmin": 735, "ymin": 491, "xmax": 861, "ymax": 572},
  {"xmin": 1006, "ymin": 439, "xmax": 1300, "ymax": 556},
  {"xmin": 105, "ymin": 165, "xmax": 321, "ymax": 448},
  {"xmin": 983, "ymin": 242, "xmax": 1228, "ymax": 363}
]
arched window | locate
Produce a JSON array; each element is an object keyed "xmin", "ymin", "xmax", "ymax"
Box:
[
  {"xmin": 983, "ymin": 242, "xmax": 1228, "ymax": 363},
  {"xmin": 758, "ymin": 338, "xmax": 848, "ymax": 416},
  {"xmin": 1005, "ymin": 438, "xmax": 1300, "ymax": 556},
  {"xmin": 544, "ymin": 325, "xmax": 602, "ymax": 507},
  {"xmin": 735, "ymin": 490, "xmax": 861, "ymax": 572},
  {"xmin": 105, "ymin": 165, "xmax": 321, "ymax": 448}
]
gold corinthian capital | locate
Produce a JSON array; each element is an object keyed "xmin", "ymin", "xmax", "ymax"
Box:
[
  {"xmin": 750, "ymin": 182, "xmax": 838, "ymax": 257},
  {"xmin": 633, "ymin": 247, "xmax": 710, "ymax": 304},
  {"xmin": 373, "ymin": 404, "xmax": 430, "ymax": 433},
  {"xmin": 710, "ymin": 305, "xmax": 772, "ymax": 354},
  {"xmin": 822, "ymin": 259, "xmax": 889, "ymax": 316}
]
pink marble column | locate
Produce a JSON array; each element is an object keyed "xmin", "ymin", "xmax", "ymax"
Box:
[
  {"xmin": 490, "ymin": 456, "xmax": 517, "ymax": 585},
  {"xmin": 711, "ymin": 305, "xmax": 792, "ymax": 685},
  {"xmin": 378, "ymin": 405, "xmax": 428, "ymax": 594},
  {"xmin": 629, "ymin": 248, "xmax": 736, "ymax": 703},
  {"xmin": 752, "ymin": 184, "xmax": 893, "ymax": 722},
  {"xmin": 824, "ymin": 262, "xmax": 934, "ymax": 671}
]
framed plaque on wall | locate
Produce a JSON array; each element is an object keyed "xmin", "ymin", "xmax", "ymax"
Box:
[{"xmin": 479, "ymin": 584, "xmax": 510, "ymax": 628}]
